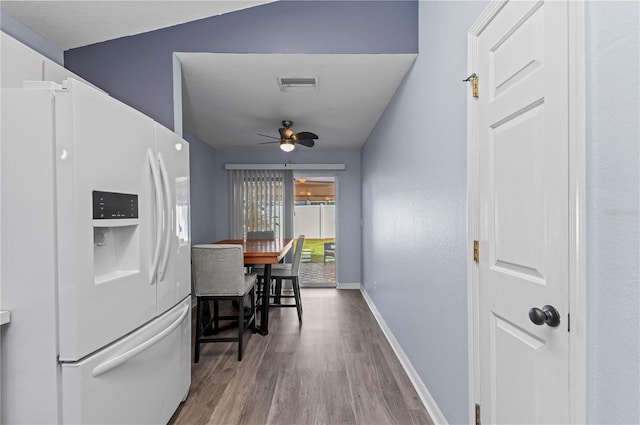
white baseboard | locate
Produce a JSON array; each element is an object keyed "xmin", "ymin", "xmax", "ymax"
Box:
[
  {"xmin": 360, "ymin": 287, "xmax": 448, "ymax": 425},
  {"xmin": 336, "ymin": 282, "xmax": 361, "ymax": 290}
]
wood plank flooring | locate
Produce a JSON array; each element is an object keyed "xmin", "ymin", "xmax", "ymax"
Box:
[{"xmin": 169, "ymin": 289, "xmax": 433, "ymax": 425}]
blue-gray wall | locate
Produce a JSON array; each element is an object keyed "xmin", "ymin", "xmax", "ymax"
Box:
[
  {"xmin": 585, "ymin": 2, "xmax": 639, "ymax": 424},
  {"xmin": 183, "ymin": 131, "xmax": 217, "ymax": 245},
  {"xmin": 361, "ymin": 2, "xmax": 488, "ymax": 422}
]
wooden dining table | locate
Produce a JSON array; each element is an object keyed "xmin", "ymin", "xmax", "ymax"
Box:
[{"xmin": 213, "ymin": 238, "xmax": 293, "ymax": 335}]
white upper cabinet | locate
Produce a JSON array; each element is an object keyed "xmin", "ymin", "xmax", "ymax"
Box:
[
  {"xmin": 1, "ymin": 32, "xmax": 43, "ymax": 88},
  {"xmin": 1, "ymin": 32, "xmax": 99, "ymax": 90}
]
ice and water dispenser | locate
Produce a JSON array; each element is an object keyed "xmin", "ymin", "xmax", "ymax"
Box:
[{"xmin": 92, "ymin": 191, "xmax": 140, "ymax": 284}]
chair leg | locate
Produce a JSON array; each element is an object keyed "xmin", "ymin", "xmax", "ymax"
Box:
[
  {"xmin": 292, "ymin": 277, "xmax": 303, "ymax": 322},
  {"xmin": 250, "ymin": 286, "xmax": 257, "ymax": 333},
  {"xmin": 237, "ymin": 296, "xmax": 244, "ymax": 361},
  {"xmin": 297, "ymin": 280, "xmax": 303, "ymax": 315},
  {"xmin": 194, "ymin": 298, "xmax": 202, "ymax": 363},
  {"xmin": 213, "ymin": 300, "xmax": 219, "ymax": 333},
  {"xmin": 274, "ymin": 278, "xmax": 282, "ymax": 304}
]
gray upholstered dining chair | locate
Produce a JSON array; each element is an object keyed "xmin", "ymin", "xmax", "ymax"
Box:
[
  {"xmin": 191, "ymin": 244, "xmax": 257, "ymax": 362},
  {"xmin": 255, "ymin": 235, "xmax": 305, "ymax": 322},
  {"xmin": 246, "ymin": 230, "xmax": 275, "ymax": 239}
]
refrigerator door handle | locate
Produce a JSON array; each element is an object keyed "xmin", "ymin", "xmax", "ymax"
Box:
[
  {"xmin": 91, "ymin": 303, "xmax": 190, "ymax": 378},
  {"xmin": 148, "ymin": 148, "xmax": 163, "ymax": 283},
  {"xmin": 157, "ymin": 152, "xmax": 172, "ymax": 281}
]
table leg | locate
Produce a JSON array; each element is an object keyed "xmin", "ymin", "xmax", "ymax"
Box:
[{"xmin": 256, "ymin": 263, "xmax": 271, "ymax": 336}]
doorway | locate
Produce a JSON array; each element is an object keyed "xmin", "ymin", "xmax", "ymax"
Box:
[{"xmin": 293, "ymin": 174, "xmax": 336, "ymax": 288}]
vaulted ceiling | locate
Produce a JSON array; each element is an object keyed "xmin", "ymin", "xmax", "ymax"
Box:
[{"xmin": 0, "ymin": 1, "xmax": 275, "ymax": 50}]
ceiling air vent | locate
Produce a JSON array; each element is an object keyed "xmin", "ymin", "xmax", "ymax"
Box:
[{"xmin": 277, "ymin": 77, "xmax": 318, "ymax": 92}]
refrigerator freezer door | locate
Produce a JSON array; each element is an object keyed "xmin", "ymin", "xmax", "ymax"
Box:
[
  {"xmin": 61, "ymin": 297, "xmax": 191, "ymax": 424},
  {"xmin": 154, "ymin": 123, "xmax": 191, "ymax": 314},
  {"xmin": 56, "ymin": 79, "xmax": 158, "ymax": 360}
]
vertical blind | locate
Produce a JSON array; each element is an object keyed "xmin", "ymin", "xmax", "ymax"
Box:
[{"xmin": 228, "ymin": 169, "xmax": 293, "ymax": 239}]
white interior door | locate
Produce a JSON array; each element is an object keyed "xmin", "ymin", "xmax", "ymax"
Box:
[{"xmin": 476, "ymin": 1, "xmax": 570, "ymax": 423}]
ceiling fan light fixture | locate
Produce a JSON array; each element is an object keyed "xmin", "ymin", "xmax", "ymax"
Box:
[{"xmin": 280, "ymin": 139, "xmax": 296, "ymax": 152}]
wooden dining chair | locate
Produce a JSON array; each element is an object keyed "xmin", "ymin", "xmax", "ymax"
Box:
[{"xmin": 191, "ymin": 244, "xmax": 257, "ymax": 362}]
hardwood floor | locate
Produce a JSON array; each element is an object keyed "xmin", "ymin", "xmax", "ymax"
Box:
[{"xmin": 170, "ymin": 289, "xmax": 433, "ymax": 425}]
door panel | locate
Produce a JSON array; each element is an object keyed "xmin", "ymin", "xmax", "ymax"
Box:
[
  {"xmin": 56, "ymin": 79, "xmax": 158, "ymax": 360},
  {"xmin": 478, "ymin": 1, "xmax": 570, "ymax": 423},
  {"xmin": 154, "ymin": 123, "xmax": 191, "ymax": 314},
  {"xmin": 491, "ymin": 104, "xmax": 546, "ymax": 281},
  {"xmin": 490, "ymin": 3, "xmax": 544, "ymax": 99},
  {"xmin": 493, "ymin": 315, "xmax": 544, "ymax": 424},
  {"xmin": 61, "ymin": 298, "xmax": 191, "ymax": 424}
]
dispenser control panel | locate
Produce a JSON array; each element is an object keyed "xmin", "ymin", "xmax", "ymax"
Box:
[{"xmin": 93, "ymin": 191, "xmax": 138, "ymax": 219}]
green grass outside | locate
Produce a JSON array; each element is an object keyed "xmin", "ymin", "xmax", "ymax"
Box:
[{"xmin": 297, "ymin": 238, "xmax": 335, "ymax": 263}]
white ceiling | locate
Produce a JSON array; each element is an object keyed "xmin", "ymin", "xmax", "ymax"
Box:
[
  {"xmin": 1, "ymin": 1, "xmax": 417, "ymax": 151},
  {"xmin": 0, "ymin": 1, "xmax": 275, "ymax": 50},
  {"xmin": 178, "ymin": 53, "xmax": 416, "ymax": 150}
]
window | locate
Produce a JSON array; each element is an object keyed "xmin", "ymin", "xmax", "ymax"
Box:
[{"xmin": 228, "ymin": 169, "xmax": 293, "ymax": 239}]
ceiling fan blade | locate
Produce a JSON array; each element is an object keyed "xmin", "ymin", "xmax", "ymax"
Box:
[
  {"xmin": 257, "ymin": 133, "xmax": 279, "ymax": 140},
  {"xmin": 258, "ymin": 141, "xmax": 279, "ymax": 145},
  {"xmin": 295, "ymin": 131, "xmax": 318, "ymax": 140},
  {"xmin": 297, "ymin": 139, "xmax": 315, "ymax": 148}
]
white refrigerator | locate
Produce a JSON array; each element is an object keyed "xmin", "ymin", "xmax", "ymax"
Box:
[{"xmin": 1, "ymin": 79, "xmax": 191, "ymax": 424}]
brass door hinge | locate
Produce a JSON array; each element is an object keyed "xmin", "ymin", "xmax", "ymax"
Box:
[
  {"xmin": 473, "ymin": 240, "xmax": 479, "ymax": 262},
  {"xmin": 463, "ymin": 73, "xmax": 479, "ymax": 98},
  {"xmin": 475, "ymin": 403, "xmax": 481, "ymax": 425}
]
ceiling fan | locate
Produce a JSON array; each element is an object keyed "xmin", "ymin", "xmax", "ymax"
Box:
[{"xmin": 258, "ymin": 120, "xmax": 318, "ymax": 152}]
